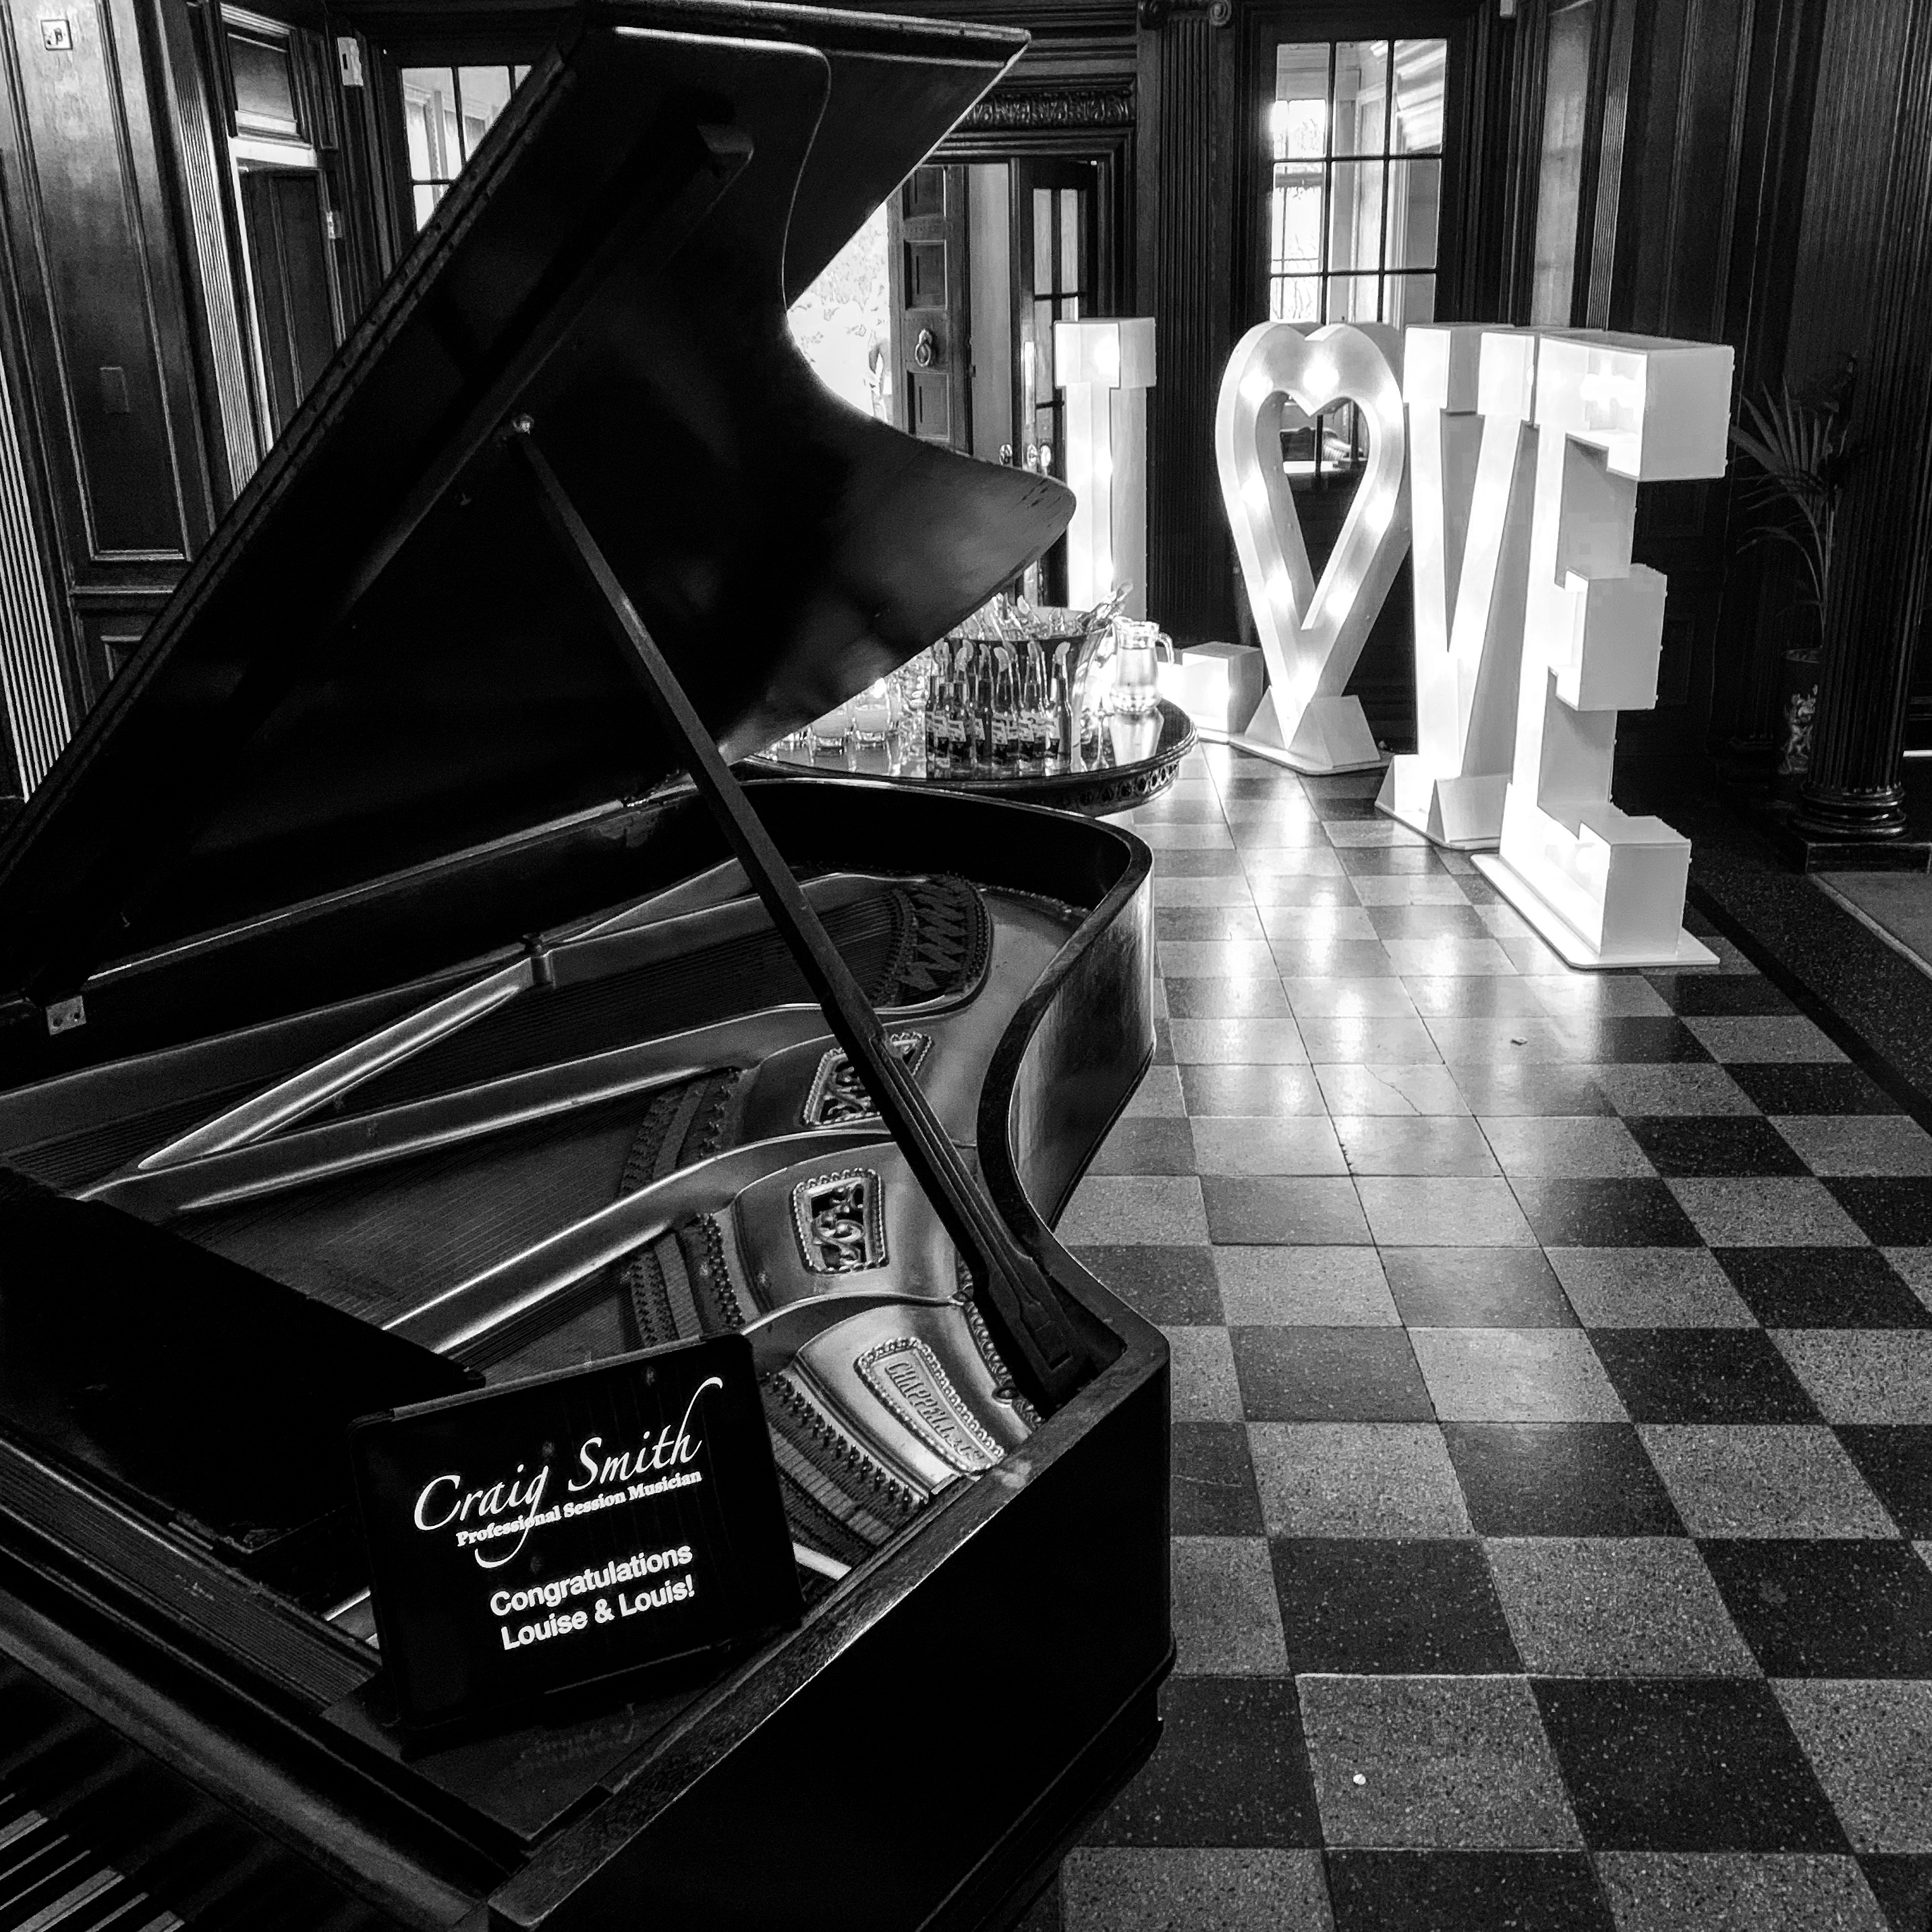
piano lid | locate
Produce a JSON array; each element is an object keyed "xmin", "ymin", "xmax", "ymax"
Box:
[{"xmin": 0, "ymin": 0, "xmax": 1072, "ymax": 1008}]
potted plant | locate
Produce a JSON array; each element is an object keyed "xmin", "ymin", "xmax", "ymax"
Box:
[{"xmin": 1729, "ymin": 371, "xmax": 1854, "ymax": 784}]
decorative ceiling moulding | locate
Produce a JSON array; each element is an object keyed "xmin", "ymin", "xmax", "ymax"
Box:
[
  {"xmin": 1135, "ymin": 0, "xmax": 1230, "ymax": 28},
  {"xmin": 960, "ymin": 84, "xmax": 1135, "ymax": 131}
]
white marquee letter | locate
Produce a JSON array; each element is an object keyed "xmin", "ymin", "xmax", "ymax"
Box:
[
  {"xmin": 1473, "ymin": 332, "xmax": 1734, "ymax": 967},
  {"xmin": 1216, "ymin": 322, "xmax": 1410, "ymax": 773},
  {"xmin": 1377, "ymin": 325, "xmax": 1537, "ymax": 848}
]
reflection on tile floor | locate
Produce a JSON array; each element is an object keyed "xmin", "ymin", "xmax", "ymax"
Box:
[{"xmin": 1030, "ymin": 748, "xmax": 1932, "ymax": 1932}]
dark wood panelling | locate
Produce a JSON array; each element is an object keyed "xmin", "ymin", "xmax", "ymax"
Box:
[
  {"xmin": 0, "ymin": 343, "xmax": 67, "ymax": 788},
  {"xmin": 324, "ymin": 25, "xmax": 405, "ymax": 314},
  {"xmin": 1796, "ymin": 0, "xmax": 1932, "ymax": 836},
  {"xmin": 151, "ymin": 0, "xmax": 260, "ymax": 506},
  {"xmin": 1706, "ymin": 0, "xmax": 1826, "ymax": 772},
  {"xmin": 1137, "ymin": 1, "xmax": 1234, "ymax": 646},
  {"xmin": 0, "ymin": 0, "xmax": 211, "ymax": 569},
  {"xmin": 1502, "ymin": 0, "xmax": 1827, "ymax": 780}
]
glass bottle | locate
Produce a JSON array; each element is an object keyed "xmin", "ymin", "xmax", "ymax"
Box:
[
  {"xmin": 1019, "ymin": 648, "xmax": 1050, "ymax": 773},
  {"xmin": 992, "ymin": 652, "xmax": 1020, "ymax": 774}
]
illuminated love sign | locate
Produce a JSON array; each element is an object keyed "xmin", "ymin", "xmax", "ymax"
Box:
[
  {"xmin": 1216, "ymin": 321, "xmax": 1410, "ymax": 772},
  {"xmin": 1376, "ymin": 324, "xmax": 1537, "ymax": 848},
  {"xmin": 1473, "ymin": 331, "xmax": 1734, "ymax": 967}
]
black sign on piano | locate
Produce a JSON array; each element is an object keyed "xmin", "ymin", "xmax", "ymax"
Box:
[{"xmin": 349, "ymin": 1333, "xmax": 801, "ymax": 1731}]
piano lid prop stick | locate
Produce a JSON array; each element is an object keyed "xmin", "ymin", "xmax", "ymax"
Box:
[{"xmin": 506, "ymin": 426, "xmax": 1089, "ymax": 1407}]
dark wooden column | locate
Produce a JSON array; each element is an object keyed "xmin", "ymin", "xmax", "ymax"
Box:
[
  {"xmin": 1135, "ymin": 0, "xmax": 1234, "ymax": 647},
  {"xmin": 1796, "ymin": 0, "xmax": 1932, "ymax": 840}
]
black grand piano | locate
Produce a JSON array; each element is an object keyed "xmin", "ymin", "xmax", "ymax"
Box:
[{"xmin": 0, "ymin": 5, "xmax": 1171, "ymax": 1926}]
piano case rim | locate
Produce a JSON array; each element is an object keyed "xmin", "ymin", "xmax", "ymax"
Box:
[{"xmin": 0, "ymin": 772, "xmax": 1172, "ymax": 1931}]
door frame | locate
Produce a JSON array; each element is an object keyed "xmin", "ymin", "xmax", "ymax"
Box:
[{"xmin": 936, "ymin": 121, "xmax": 1134, "ymax": 322}]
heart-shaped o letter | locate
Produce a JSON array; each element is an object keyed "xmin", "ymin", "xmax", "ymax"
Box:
[{"xmin": 1216, "ymin": 322, "xmax": 1411, "ymax": 772}]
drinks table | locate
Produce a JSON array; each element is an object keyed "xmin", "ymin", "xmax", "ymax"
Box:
[{"xmin": 745, "ymin": 698, "xmax": 1195, "ymax": 817}]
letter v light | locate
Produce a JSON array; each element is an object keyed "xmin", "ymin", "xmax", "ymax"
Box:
[{"xmin": 1377, "ymin": 324, "xmax": 1536, "ymax": 849}]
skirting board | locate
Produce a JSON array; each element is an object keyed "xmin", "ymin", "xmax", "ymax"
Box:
[
  {"xmin": 1197, "ymin": 726, "xmax": 1389, "ymax": 777},
  {"xmin": 1473, "ymin": 852, "xmax": 1720, "ymax": 971}
]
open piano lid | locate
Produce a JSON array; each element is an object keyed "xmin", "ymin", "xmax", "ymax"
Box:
[{"xmin": 0, "ymin": 0, "xmax": 1073, "ymax": 1011}]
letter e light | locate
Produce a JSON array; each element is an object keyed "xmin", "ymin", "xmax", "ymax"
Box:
[{"xmin": 1473, "ymin": 332, "xmax": 1734, "ymax": 967}]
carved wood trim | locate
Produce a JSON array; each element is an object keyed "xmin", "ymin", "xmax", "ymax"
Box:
[
  {"xmin": 1136, "ymin": 0, "xmax": 1230, "ymax": 28},
  {"xmin": 959, "ymin": 83, "xmax": 1135, "ymax": 130}
]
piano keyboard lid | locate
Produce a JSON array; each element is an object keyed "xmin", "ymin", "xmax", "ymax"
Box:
[{"xmin": 0, "ymin": 0, "xmax": 1075, "ymax": 1019}]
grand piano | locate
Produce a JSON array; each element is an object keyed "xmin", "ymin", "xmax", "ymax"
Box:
[{"xmin": 0, "ymin": 5, "xmax": 1172, "ymax": 1926}]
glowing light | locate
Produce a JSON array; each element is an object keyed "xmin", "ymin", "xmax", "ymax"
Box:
[
  {"xmin": 1477, "ymin": 331, "xmax": 1734, "ymax": 967},
  {"xmin": 1376, "ymin": 324, "xmax": 1532, "ymax": 853},
  {"xmin": 1055, "ymin": 318, "xmax": 1157, "ymax": 614},
  {"xmin": 1215, "ymin": 320, "xmax": 1410, "ymax": 772}
]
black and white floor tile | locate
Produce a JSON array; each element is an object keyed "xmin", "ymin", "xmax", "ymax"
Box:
[{"xmin": 1028, "ymin": 744, "xmax": 1932, "ymax": 1932}]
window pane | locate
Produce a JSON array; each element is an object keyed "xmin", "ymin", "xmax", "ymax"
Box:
[
  {"xmin": 1384, "ymin": 273, "xmax": 1435, "ymax": 329},
  {"xmin": 1387, "ymin": 157, "xmax": 1441, "ymax": 270},
  {"xmin": 1272, "ymin": 43, "xmax": 1330, "ymax": 159},
  {"xmin": 401, "ymin": 68, "xmax": 456, "ymax": 180},
  {"xmin": 456, "ymin": 65, "xmax": 514, "ymax": 161},
  {"xmin": 1333, "ymin": 41, "xmax": 1388, "ymax": 156},
  {"xmin": 1325, "ymin": 274, "xmax": 1380, "ymax": 322},
  {"xmin": 1272, "ymin": 274, "xmax": 1320, "ymax": 322},
  {"xmin": 1392, "ymin": 40, "xmax": 1447, "ymax": 153},
  {"xmin": 1270, "ymin": 163, "xmax": 1324, "ymax": 278},
  {"xmin": 1328, "ymin": 159, "xmax": 1386, "ymax": 275},
  {"xmin": 412, "ymin": 183, "xmax": 442, "ymax": 229},
  {"xmin": 1033, "ymin": 188, "xmax": 1052, "ymax": 291},
  {"xmin": 1532, "ymin": 1, "xmax": 1595, "ymax": 325}
]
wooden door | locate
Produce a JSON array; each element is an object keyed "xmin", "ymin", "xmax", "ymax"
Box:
[
  {"xmin": 887, "ymin": 164, "xmax": 970, "ymax": 447},
  {"xmin": 239, "ymin": 169, "xmax": 339, "ymax": 437}
]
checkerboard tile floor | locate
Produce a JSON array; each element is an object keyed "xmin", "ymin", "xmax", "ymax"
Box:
[{"xmin": 1031, "ymin": 747, "xmax": 1932, "ymax": 1932}]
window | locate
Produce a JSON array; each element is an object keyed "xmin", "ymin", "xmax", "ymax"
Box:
[
  {"xmin": 1264, "ymin": 38, "xmax": 1446, "ymax": 331},
  {"xmin": 1019, "ymin": 179, "xmax": 1091, "ymax": 486},
  {"xmin": 399, "ymin": 66, "xmax": 530, "ymax": 229},
  {"xmin": 1530, "ymin": 1, "xmax": 1596, "ymax": 325}
]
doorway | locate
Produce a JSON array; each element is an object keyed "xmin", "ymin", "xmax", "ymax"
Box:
[
  {"xmin": 882, "ymin": 159, "xmax": 1100, "ymax": 605},
  {"xmin": 237, "ymin": 168, "xmax": 337, "ymax": 438}
]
